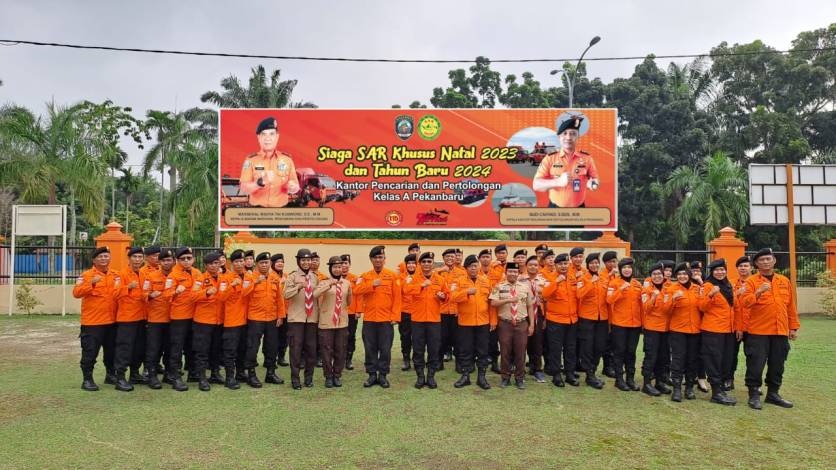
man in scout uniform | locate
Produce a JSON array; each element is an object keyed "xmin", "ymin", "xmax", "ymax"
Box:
[
  {"xmin": 402, "ymin": 252, "xmax": 445, "ymax": 389},
  {"xmin": 191, "ymin": 252, "xmax": 229, "ymax": 391},
  {"xmin": 239, "ymin": 116, "xmax": 300, "ymax": 207},
  {"xmin": 143, "ymin": 248, "xmax": 175, "ymax": 389},
  {"xmin": 112, "ymin": 247, "xmax": 148, "ymax": 391},
  {"xmin": 532, "ymin": 116, "xmax": 600, "ymax": 208},
  {"xmin": 283, "ymin": 249, "xmax": 321, "ymax": 390},
  {"xmin": 244, "ymin": 252, "xmax": 284, "ymax": 388},
  {"xmin": 221, "ymin": 250, "xmax": 255, "ymax": 390},
  {"xmin": 73, "ymin": 246, "xmax": 120, "ymax": 391},
  {"xmin": 451, "ymin": 255, "xmax": 493, "ymax": 390},
  {"xmin": 490, "ymin": 262, "xmax": 535, "ymax": 389},
  {"xmin": 314, "ymin": 256, "xmax": 353, "ymax": 388},
  {"xmin": 341, "ymin": 254, "xmax": 363, "ymax": 371}
]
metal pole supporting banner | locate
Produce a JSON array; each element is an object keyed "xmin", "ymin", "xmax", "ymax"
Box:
[
  {"xmin": 8, "ymin": 206, "xmax": 16, "ymax": 316},
  {"xmin": 61, "ymin": 205, "xmax": 67, "ymax": 317}
]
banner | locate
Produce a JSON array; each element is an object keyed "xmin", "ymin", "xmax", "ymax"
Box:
[{"xmin": 219, "ymin": 109, "xmax": 617, "ymax": 230}]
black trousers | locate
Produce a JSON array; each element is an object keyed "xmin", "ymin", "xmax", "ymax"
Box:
[
  {"xmin": 347, "ymin": 314, "xmax": 359, "ymax": 356},
  {"xmin": 669, "ymin": 331, "xmax": 700, "ymax": 384},
  {"xmin": 363, "ymin": 321, "xmax": 394, "ymax": 375},
  {"xmin": 457, "ymin": 324, "xmax": 490, "ymax": 373},
  {"xmin": 399, "ymin": 312, "xmax": 413, "ymax": 358},
  {"xmin": 701, "ymin": 331, "xmax": 736, "ymax": 387},
  {"xmin": 167, "ymin": 319, "xmax": 191, "ymax": 378},
  {"xmin": 744, "ymin": 334, "xmax": 790, "ymax": 390},
  {"xmin": 412, "ymin": 321, "xmax": 441, "ymax": 371},
  {"xmin": 276, "ymin": 320, "xmax": 289, "ymax": 360},
  {"xmin": 731, "ymin": 336, "xmax": 742, "ymax": 377},
  {"xmin": 440, "ymin": 314, "xmax": 458, "ymax": 358},
  {"xmin": 611, "ymin": 325, "xmax": 641, "ymax": 378},
  {"xmin": 527, "ymin": 311, "xmax": 546, "ymax": 373},
  {"xmin": 641, "ymin": 330, "xmax": 670, "ymax": 380},
  {"xmin": 114, "ymin": 320, "xmax": 146, "ymax": 375},
  {"xmin": 191, "ymin": 322, "xmax": 220, "ymax": 374},
  {"xmin": 546, "ymin": 321, "xmax": 578, "ymax": 377},
  {"xmin": 578, "ymin": 318, "xmax": 609, "ymax": 375},
  {"xmin": 245, "ymin": 320, "xmax": 278, "ymax": 370},
  {"xmin": 288, "ymin": 322, "xmax": 318, "ymax": 381},
  {"xmin": 79, "ymin": 324, "xmax": 116, "ymax": 376},
  {"xmin": 209, "ymin": 323, "xmax": 223, "ymax": 370},
  {"xmin": 222, "ymin": 325, "xmax": 247, "ymax": 371},
  {"xmin": 602, "ymin": 331, "xmax": 614, "ymax": 370},
  {"xmin": 144, "ymin": 322, "xmax": 169, "ymax": 372},
  {"xmin": 489, "ymin": 328, "xmax": 500, "ymax": 361}
]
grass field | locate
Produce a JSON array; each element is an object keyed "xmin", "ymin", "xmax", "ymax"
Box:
[{"xmin": 0, "ymin": 315, "xmax": 834, "ymax": 469}]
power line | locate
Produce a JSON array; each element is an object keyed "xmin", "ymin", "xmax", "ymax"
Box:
[{"xmin": 1, "ymin": 39, "xmax": 833, "ymax": 64}]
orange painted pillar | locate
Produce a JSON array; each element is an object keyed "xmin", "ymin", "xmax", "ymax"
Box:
[
  {"xmin": 708, "ymin": 227, "xmax": 747, "ymax": 283},
  {"xmin": 95, "ymin": 222, "xmax": 133, "ymax": 273},
  {"xmin": 824, "ymin": 239, "xmax": 836, "ymax": 277},
  {"xmin": 593, "ymin": 231, "xmax": 631, "ymax": 257}
]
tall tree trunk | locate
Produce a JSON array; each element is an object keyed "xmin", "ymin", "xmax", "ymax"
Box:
[
  {"xmin": 168, "ymin": 166, "xmax": 177, "ymax": 245},
  {"xmin": 125, "ymin": 193, "xmax": 132, "ymax": 234},
  {"xmin": 213, "ymin": 227, "xmax": 221, "ymax": 247},
  {"xmin": 155, "ymin": 160, "xmax": 166, "ymax": 244},
  {"xmin": 111, "ymin": 167, "xmax": 116, "ymax": 222},
  {"xmin": 69, "ymin": 190, "xmax": 76, "ymax": 244}
]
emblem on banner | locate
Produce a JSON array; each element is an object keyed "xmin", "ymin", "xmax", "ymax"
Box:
[
  {"xmin": 417, "ymin": 115, "xmax": 441, "ymax": 141},
  {"xmin": 385, "ymin": 210, "xmax": 403, "ymax": 227},
  {"xmin": 395, "ymin": 115, "xmax": 414, "ymax": 140}
]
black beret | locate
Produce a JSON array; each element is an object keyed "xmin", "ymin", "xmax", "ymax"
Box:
[
  {"xmin": 442, "ymin": 248, "xmax": 456, "ymax": 257},
  {"xmin": 296, "ymin": 248, "xmax": 312, "ymax": 259},
  {"xmin": 495, "ymin": 244, "xmax": 507, "ymax": 253},
  {"xmin": 649, "ymin": 262, "xmax": 665, "ymax": 274},
  {"xmin": 243, "ymin": 250, "xmax": 255, "ymax": 258},
  {"xmin": 707, "ymin": 259, "xmax": 726, "ymax": 272},
  {"xmin": 256, "ymin": 116, "xmax": 278, "ymax": 134},
  {"xmin": 92, "ymin": 246, "xmax": 110, "ymax": 258},
  {"xmin": 143, "ymin": 245, "xmax": 161, "ymax": 256},
  {"xmin": 618, "ymin": 257, "xmax": 635, "ymax": 268},
  {"xmin": 203, "ymin": 252, "xmax": 222, "ymax": 264},
  {"xmin": 555, "ymin": 253, "xmax": 569, "ymax": 263},
  {"xmin": 752, "ymin": 248, "xmax": 774, "ymax": 263},
  {"xmin": 585, "ymin": 252, "xmax": 600, "ymax": 265},
  {"xmin": 558, "ymin": 115, "xmax": 584, "ymax": 134},
  {"xmin": 175, "ymin": 246, "xmax": 193, "ymax": 259},
  {"xmin": 404, "ymin": 253, "xmax": 417, "ymax": 263},
  {"xmin": 690, "ymin": 260, "xmax": 703, "ymax": 269},
  {"xmin": 270, "ymin": 253, "xmax": 284, "ymax": 263},
  {"xmin": 215, "ymin": 250, "xmax": 226, "ymax": 258},
  {"xmin": 674, "ymin": 262, "xmax": 690, "ymax": 274},
  {"xmin": 504, "ymin": 262, "xmax": 519, "ymax": 271},
  {"xmin": 455, "ymin": 248, "xmax": 463, "ymax": 254},
  {"xmin": 478, "ymin": 249, "xmax": 492, "ymax": 257},
  {"xmin": 543, "ymin": 249, "xmax": 555, "ymax": 258},
  {"xmin": 602, "ymin": 251, "xmax": 618, "ymax": 262},
  {"xmin": 735, "ymin": 256, "xmax": 751, "ymax": 267},
  {"xmin": 661, "ymin": 259, "xmax": 675, "ymax": 269},
  {"xmin": 159, "ymin": 248, "xmax": 174, "ymax": 260},
  {"xmin": 419, "ymin": 252, "xmax": 435, "ymax": 262},
  {"xmin": 464, "ymin": 255, "xmax": 479, "ymax": 267},
  {"xmin": 570, "ymin": 247, "xmax": 585, "ymax": 257},
  {"xmin": 408, "ymin": 243, "xmax": 420, "ymax": 251},
  {"xmin": 256, "ymin": 252, "xmax": 270, "ymax": 262},
  {"xmin": 127, "ymin": 246, "xmax": 144, "ymax": 257},
  {"xmin": 311, "ymin": 252, "xmax": 320, "ymax": 259},
  {"xmin": 535, "ymin": 244, "xmax": 548, "ymax": 252},
  {"xmin": 513, "ymin": 249, "xmax": 528, "ymax": 258},
  {"xmin": 526, "ymin": 255, "xmax": 539, "ymax": 265},
  {"xmin": 327, "ymin": 256, "xmax": 343, "ymax": 266},
  {"xmin": 340, "ymin": 254, "xmax": 351, "ymax": 262},
  {"xmin": 229, "ymin": 249, "xmax": 244, "ymax": 262},
  {"xmin": 369, "ymin": 245, "xmax": 385, "ymax": 258}
]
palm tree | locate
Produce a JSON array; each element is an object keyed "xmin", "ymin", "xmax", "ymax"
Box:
[
  {"xmin": 200, "ymin": 65, "xmax": 316, "ymax": 108},
  {"xmin": 173, "ymin": 138, "xmax": 220, "ymax": 245},
  {"xmin": 118, "ymin": 168, "xmax": 142, "ymax": 234},
  {"xmin": 663, "ymin": 152, "xmax": 749, "ymax": 244}
]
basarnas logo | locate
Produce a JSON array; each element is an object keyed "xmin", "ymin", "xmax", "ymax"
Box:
[
  {"xmin": 417, "ymin": 115, "xmax": 441, "ymax": 140},
  {"xmin": 395, "ymin": 115, "xmax": 414, "ymax": 140}
]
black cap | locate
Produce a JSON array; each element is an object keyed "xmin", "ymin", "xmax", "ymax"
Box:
[
  {"xmin": 558, "ymin": 115, "xmax": 584, "ymax": 134},
  {"xmin": 340, "ymin": 254, "xmax": 351, "ymax": 263},
  {"xmin": 478, "ymin": 249, "xmax": 492, "ymax": 257},
  {"xmin": 735, "ymin": 255, "xmax": 751, "ymax": 267},
  {"xmin": 661, "ymin": 259, "xmax": 675, "ymax": 269},
  {"xmin": 159, "ymin": 248, "xmax": 174, "ymax": 260},
  {"xmin": 707, "ymin": 259, "xmax": 726, "ymax": 272},
  {"xmin": 442, "ymin": 248, "xmax": 456, "ymax": 257},
  {"xmin": 504, "ymin": 262, "xmax": 519, "ymax": 271},
  {"xmin": 229, "ymin": 249, "xmax": 244, "ymax": 262},
  {"xmin": 256, "ymin": 252, "xmax": 270, "ymax": 262},
  {"xmin": 296, "ymin": 249, "xmax": 313, "ymax": 259},
  {"xmin": 203, "ymin": 252, "xmax": 222, "ymax": 264},
  {"xmin": 570, "ymin": 247, "xmax": 585, "ymax": 257},
  {"xmin": 408, "ymin": 243, "xmax": 420, "ymax": 251},
  {"xmin": 618, "ymin": 257, "xmax": 634, "ymax": 268},
  {"xmin": 495, "ymin": 244, "xmax": 508, "ymax": 253},
  {"xmin": 256, "ymin": 116, "xmax": 278, "ymax": 134},
  {"xmin": 513, "ymin": 249, "xmax": 528, "ymax": 258},
  {"xmin": 311, "ymin": 252, "xmax": 320, "ymax": 260},
  {"xmin": 369, "ymin": 245, "xmax": 385, "ymax": 258},
  {"xmin": 649, "ymin": 262, "xmax": 665, "ymax": 274},
  {"xmin": 454, "ymin": 248, "xmax": 463, "ymax": 255},
  {"xmin": 404, "ymin": 253, "xmax": 417, "ymax": 263},
  {"xmin": 270, "ymin": 253, "xmax": 284, "ymax": 263},
  {"xmin": 535, "ymin": 244, "xmax": 548, "ymax": 253},
  {"xmin": 674, "ymin": 262, "xmax": 690, "ymax": 274},
  {"xmin": 543, "ymin": 249, "xmax": 555, "ymax": 258},
  {"xmin": 752, "ymin": 248, "xmax": 774, "ymax": 263},
  {"xmin": 555, "ymin": 253, "xmax": 569, "ymax": 263},
  {"xmin": 602, "ymin": 251, "xmax": 618, "ymax": 262},
  {"xmin": 585, "ymin": 252, "xmax": 600, "ymax": 265},
  {"xmin": 92, "ymin": 246, "xmax": 110, "ymax": 258},
  {"xmin": 327, "ymin": 256, "xmax": 343, "ymax": 266},
  {"xmin": 143, "ymin": 245, "xmax": 161, "ymax": 256},
  {"xmin": 526, "ymin": 255, "xmax": 539, "ymax": 265},
  {"xmin": 464, "ymin": 255, "xmax": 479, "ymax": 267},
  {"xmin": 127, "ymin": 246, "xmax": 144, "ymax": 257},
  {"xmin": 243, "ymin": 250, "xmax": 255, "ymax": 259},
  {"xmin": 690, "ymin": 260, "xmax": 703, "ymax": 270},
  {"xmin": 419, "ymin": 252, "xmax": 435, "ymax": 262},
  {"xmin": 175, "ymin": 246, "xmax": 193, "ymax": 259}
]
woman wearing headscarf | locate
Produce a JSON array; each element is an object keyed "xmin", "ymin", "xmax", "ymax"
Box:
[
  {"xmin": 665, "ymin": 263, "xmax": 704, "ymax": 402},
  {"xmin": 640, "ymin": 262, "xmax": 671, "ymax": 396},
  {"xmin": 314, "ymin": 256, "xmax": 352, "ymax": 388},
  {"xmin": 606, "ymin": 258, "xmax": 643, "ymax": 392},
  {"xmin": 699, "ymin": 259, "xmax": 737, "ymax": 406}
]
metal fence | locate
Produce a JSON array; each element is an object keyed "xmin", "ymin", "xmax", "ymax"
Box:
[
  {"xmin": 744, "ymin": 251, "xmax": 827, "ymax": 288},
  {"xmin": 629, "ymin": 250, "xmax": 713, "ymax": 279}
]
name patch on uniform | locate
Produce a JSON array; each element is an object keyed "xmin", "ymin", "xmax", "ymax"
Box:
[{"xmin": 165, "ymin": 278, "xmax": 173, "ymax": 289}]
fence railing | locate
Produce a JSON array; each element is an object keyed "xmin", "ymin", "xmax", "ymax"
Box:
[
  {"xmin": 744, "ymin": 251, "xmax": 827, "ymax": 288},
  {"xmin": 629, "ymin": 250, "xmax": 713, "ymax": 280}
]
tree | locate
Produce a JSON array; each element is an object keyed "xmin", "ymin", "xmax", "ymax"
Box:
[
  {"xmin": 118, "ymin": 168, "xmax": 142, "ymax": 234},
  {"xmin": 200, "ymin": 65, "xmax": 316, "ymax": 108}
]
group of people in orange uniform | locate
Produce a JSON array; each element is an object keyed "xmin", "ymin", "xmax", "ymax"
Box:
[{"xmin": 73, "ymin": 241, "xmax": 799, "ymax": 410}]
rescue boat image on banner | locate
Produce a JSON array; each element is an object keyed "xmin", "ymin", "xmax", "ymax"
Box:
[{"xmin": 218, "ymin": 108, "xmax": 618, "ymax": 231}]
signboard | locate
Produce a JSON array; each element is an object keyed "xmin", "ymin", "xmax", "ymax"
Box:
[
  {"xmin": 14, "ymin": 205, "xmax": 64, "ymax": 236},
  {"xmin": 219, "ymin": 109, "xmax": 618, "ymax": 230},
  {"xmin": 749, "ymin": 164, "xmax": 836, "ymax": 225}
]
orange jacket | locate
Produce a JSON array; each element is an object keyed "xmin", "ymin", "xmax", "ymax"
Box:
[
  {"xmin": 193, "ymin": 271, "xmax": 230, "ymax": 325},
  {"xmin": 169, "ymin": 264, "xmax": 201, "ymax": 320},
  {"xmin": 400, "ymin": 270, "xmax": 419, "ymax": 315},
  {"xmin": 222, "ymin": 271, "xmax": 256, "ymax": 327},
  {"xmin": 577, "ymin": 271, "xmax": 609, "ymax": 321},
  {"xmin": 542, "ymin": 274, "xmax": 578, "ymax": 324},
  {"xmin": 568, "ymin": 264, "xmax": 585, "ymax": 288},
  {"xmin": 437, "ymin": 266, "xmax": 466, "ymax": 314},
  {"xmin": 451, "ymin": 274, "xmax": 492, "ymax": 326},
  {"xmin": 665, "ymin": 283, "xmax": 703, "ymax": 334},
  {"xmin": 115, "ymin": 267, "xmax": 147, "ymax": 322},
  {"xmin": 345, "ymin": 272, "xmax": 364, "ymax": 314},
  {"xmin": 606, "ymin": 278, "xmax": 643, "ymax": 328},
  {"xmin": 733, "ymin": 277, "xmax": 751, "ymax": 332},
  {"xmin": 641, "ymin": 282, "xmax": 670, "ymax": 332},
  {"xmin": 699, "ymin": 281, "xmax": 736, "ymax": 333},
  {"xmin": 402, "ymin": 271, "xmax": 444, "ymax": 323},
  {"xmin": 487, "ymin": 261, "xmax": 506, "ymax": 287},
  {"xmin": 144, "ymin": 268, "xmax": 174, "ymax": 323},
  {"xmin": 248, "ymin": 271, "xmax": 281, "ymax": 321},
  {"xmin": 740, "ymin": 272, "xmax": 800, "ymax": 336},
  {"xmin": 353, "ymin": 268, "xmax": 402, "ymax": 323},
  {"xmin": 73, "ymin": 267, "xmax": 120, "ymax": 326}
]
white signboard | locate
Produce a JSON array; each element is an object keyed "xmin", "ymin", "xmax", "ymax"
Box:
[
  {"xmin": 749, "ymin": 164, "xmax": 836, "ymax": 225},
  {"xmin": 14, "ymin": 205, "xmax": 65, "ymax": 236}
]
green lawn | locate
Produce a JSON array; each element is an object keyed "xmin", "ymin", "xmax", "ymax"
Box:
[{"xmin": 0, "ymin": 315, "xmax": 834, "ymax": 469}]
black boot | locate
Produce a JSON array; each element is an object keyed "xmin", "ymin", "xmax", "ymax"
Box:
[
  {"xmin": 105, "ymin": 369, "xmax": 117, "ymax": 385},
  {"xmin": 626, "ymin": 374, "xmax": 640, "ymax": 391},
  {"xmin": 477, "ymin": 368, "xmax": 491, "ymax": 390},
  {"xmin": 304, "ymin": 375, "xmax": 314, "ymax": 388},
  {"xmin": 615, "ymin": 375, "xmax": 630, "ymax": 392},
  {"xmin": 585, "ymin": 373, "xmax": 604, "ymax": 389},
  {"xmin": 363, "ymin": 372, "xmax": 378, "ymax": 388},
  {"xmin": 566, "ymin": 371, "xmax": 580, "ymax": 387},
  {"xmin": 325, "ymin": 377, "xmax": 334, "ymax": 388},
  {"xmin": 345, "ymin": 353, "xmax": 354, "ymax": 370},
  {"xmin": 454, "ymin": 373, "xmax": 471, "ymax": 388},
  {"xmin": 333, "ymin": 376, "xmax": 342, "ymax": 387},
  {"xmin": 414, "ymin": 368, "xmax": 426, "ymax": 389},
  {"xmin": 402, "ymin": 354, "xmax": 411, "ymax": 371},
  {"xmin": 129, "ymin": 368, "xmax": 148, "ymax": 385},
  {"xmin": 115, "ymin": 372, "xmax": 134, "ymax": 392},
  {"xmin": 642, "ymin": 377, "xmax": 661, "ymax": 396},
  {"xmin": 378, "ymin": 374, "xmax": 390, "ymax": 388},
  {"xmin": 552, "ymin": 374, "xmax": 565, "ymax": 388},
  {"xmin": 187, "ymin": 370, "xmax": 200, "ymax": 383},
  {"xmin": 602, "ymin": 365, "xmax": 616, "ymax": 378},
  {"xmin": 147, "ymin": 368, "xmax": 162, "ymax": 389},
  {"xmin": 265, "ymin": 368, "xmax": 284, "ymax": 384},
  {"xmin": 277, "ymin": 351, "xmax": 289, "ymax": 367},
  {"xmin": 710, "ymin": 386, "xmax": 736, "ymax": 406},
  {"xmin": 316, "ymin": 358, "xmax": 323, "ymax": 368},
  {"xmin": 291, "ymin": 376, "xmax": 302, "ymax": 390},
  {"xmin": 235, "ymin": 369, "xmax": 247, "ymax": 382},
  {"xmin": 246, "ymin": 369, "xmax": 262, "ymax": 388},
  {"xmin": 198, "ymin": 370, "xmax": 210, "ymax": 392},
  {"xmin": 209, "ymin": 368, "xmax": 225, "ymax": 384},
  {"xmin": 684, "ymin": 382, "xmax": 696, "ymax": 400},
  {"xmin": 748, "ymin": 387, "xmax": 762, "ymax": 410},
  {"xmin": 81, "ymin": 371, "xmax": 99, "ymax": 391},
  {"xmin": 500, "ymin": 377, "xmax": 511, "ymax": 388},
  {"xmin": 765, "ymin": 388, "xmax": 794, "ymax": 408},
  {"xmin": 426, "ymin": 370, "xmax": 438, "ymax": 389},
  {"xmin": 490, "ymin": 358, "xmax": 500, "ymax": 374},
  {"xmin": 224, "ymin": 368, "xmax": 239, "ymax": 390},
  {"xmin": 671, "ymin": 381, "xmax": 682, "ymax": 402},
  {"xmin": 515, "ymin": 378, "xmax": 526, "ymax": 390},
  {"xmin": 171, "ymin": 374, "xmax": 189, "ymax": 392},
  {"xmin": 655, "ymin": 379, "xmax": 671, "ymax": 395},
  {"xmin": 723, "ymin": 378, "xmax": 734, "ymax": 391}
]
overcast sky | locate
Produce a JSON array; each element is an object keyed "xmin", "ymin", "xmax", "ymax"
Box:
[{"xmin": 1, "ymin": 0, "xmax": 833, "ymax": 171}]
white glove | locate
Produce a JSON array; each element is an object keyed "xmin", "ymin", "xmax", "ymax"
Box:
[
  {"xmin": 586, "ymin": 178, "xmax": 600, "ymax": 190},
  {"xmin": 555, "ymin": 173, "xmax": 569, "ymax": 188}
]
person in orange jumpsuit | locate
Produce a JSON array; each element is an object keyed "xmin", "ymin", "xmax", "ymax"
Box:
[
  {"xmin": 739, "ymin": 248, "xmax": 799, "ymax": 410},
  {"xmin": 271, "ymin": 253, "xmax": 290, "ymax": 368},
  {"xmin": 403, "ymin": 252, "xmax": 445, "ymax": 389},
  {"xmin": 314, "ymin": 256, "xmax": 353, "ymax": 388},
  {"xmin": 665, "ymin": 263, "xmax": 704, "ymax": 402},
  {"xmin": 451, "ymin": 255, "xmax": 493, "ymax": 390},
  {"xmin": 639, "ymin": 262, "xmax": 671, "ymax": 396},
  {"xmin": 397, "ymin": 242, "xmax": 421, "ymax": 275},
  {"xmin": 341, "ymin": 254, "xmax": 363, "ymax": 371},
  {"xmin": 436, "ymin": 248, "xmax": 464, "ymax": 370},
  {"xmin": 353, "ymin": 246, "xmax": 402, "ymax": 388},
  {"xmin": 191, "ymin": 251, "xmax": 231, "ymax": 391},
  {"xmin": 600, "ymin": 251, "xmax": 619, "ymax": 379},
  {"xmin": 166, "ymin": 246, "xmax": 201, "ymax": 391},
  {"xmin": 238, "ymin": 116, "xmax": 300, "ymax": 207},
  {"xmin": 73, "ymin": 246, "xmax": 120, "ymax": 391},
  {"xmin": 728, "ymin": 255, "xmax": 752, "ymax": 391},
  {"xmin": 142, "ymin": 248, "xmax": 175, "ymax": 389},
  {"xmin": 534, "ymin": 244, "xmax": 548, "ymax": 268},
  {"xmin": 243, "ymin": 252, "xmax": 284, "ymax": 388},
  {"xmin": 398, "ymin": 254, "xmax": 418, "ymax": 372},
  {"xmin": 532, "ymin": 116, "xmax": 600, "ymax": 208},
  {"xmin": 700, "ymin": 258, "xmax": 738, "ymax": 406},
  {"xmin": 577, "ymin": 252, "xmax": 610, "ymax": 389},
  {"xmin": 542, "ymin": 253, "xmax": 579, "ymax": 387},
  {"xmin": 487, "ymin": 244, "xmax": 508, "ymax": 373},
  {"xmin": 112, "ymin": 246, "xmax": 148, "ymax": 391},
  {"xmin": 606, "ymin": 257, "xmax": 643, "ymax": 392},
  {"xmin": 221, "ymin": 249, "xmax": 255, "ymax": 389}
]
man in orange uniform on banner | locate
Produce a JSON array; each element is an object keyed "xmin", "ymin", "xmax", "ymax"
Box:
[
  {"xmin": 532, "ymin": 116, "xmax": 600, "ymax": 208},
  {"xmin": 112, "ymin": 247, "xmax": 148, "ymax": 392},
  {"xmin": 239, "ymin": 116, "xmax": 300, "ymax": 207}
]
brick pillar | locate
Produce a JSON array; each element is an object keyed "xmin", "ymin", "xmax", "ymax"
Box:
[
  {"xmin": 95, "ymin": 222, "xmax": 133, "ymax": 273},
  {"xmin": 825, "ymin": 239, "xmax": 836, "ymax": 277},
  {"xmin": 708, "ymin": 227, "xmax": 747, "ymax": 283}
]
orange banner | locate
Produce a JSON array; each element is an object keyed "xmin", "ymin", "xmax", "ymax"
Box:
[{"xmin": 219, "ymin": 109, "xmax": 617, "ymax": 230}]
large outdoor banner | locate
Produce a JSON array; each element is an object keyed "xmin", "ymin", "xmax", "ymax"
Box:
[{"xmin": 219, "ymin": 108, "xmax": 617, "ymax": 230}]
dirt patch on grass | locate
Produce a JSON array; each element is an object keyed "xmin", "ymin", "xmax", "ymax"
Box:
[
  {"xmin": 0, "ymin": 319, "xmax": 78, "ymax": 366},
  {"xmin": 0, "ymin": 391, "xmax": 66, "ymax": 424}
]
